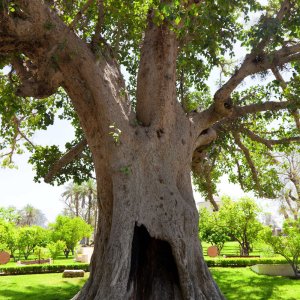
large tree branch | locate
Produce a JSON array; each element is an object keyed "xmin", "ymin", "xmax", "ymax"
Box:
[
  {"xmin": 232, "ymin": 131, "xmax": 262, "ymax": 193},
  {"xmin": 91, "ymin": 0, "xmax": 104, "ymax": 50},
  {"xmin": 213, "ymin": 44, "xmax": 300, "ymax": 117},
  {"xmin": 70, "ymin": 0, "xmax": 94, "ymax": 29},
  {"xmin": 233, "ymin": 100, "xmax": 295, "ymax": 118},
  {"xmin": 44, "ymin": 139, "xmax": 88, "ymax": 183},
  {"xmin": 213, "ymin": 0, "xmax": 294, "ymax": 117},
  {"xmin": 240, "ymin": 126, "xmax": 300, "ymax": 149},
  {"xmin": 11, "ymin": 54, "xmax": 63, "ymax": 98},
  {"xmin": 136, "ymin": 11, "xmax": 179, "ymax": 128},
  {"xmin": 1, "ymin": 0, "xmax": 133, "ymax": 144}
]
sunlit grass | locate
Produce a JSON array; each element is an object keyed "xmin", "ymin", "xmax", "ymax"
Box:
[
  {"xmin": 0, "ymin": 273, "xmax": 88, "ymax": 300},
  {"xmin": 202, "ymin": 241, "xmax": 276, "ymax": 257},
  {"xmin": 211, "ymin": 267, "xmax": 300, "ymax": 300},
  {"xmin": 1, "ymin": 268, "xmax": 299, "ymax": 299}
]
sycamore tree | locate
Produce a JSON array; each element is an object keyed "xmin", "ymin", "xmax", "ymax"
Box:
[{"xmin": 1, "ymin": 0, "xmax": 300, "ymax": 299}]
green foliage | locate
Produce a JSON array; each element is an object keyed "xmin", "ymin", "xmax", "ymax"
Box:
[
  {"xmin": 199, "ymin": 208, "xmax": 230, "ymax": 253},
  {"xmin": 259, "ymin": 218, "xmax": 300, "ymax": 276},
  {"xmin": 34, "ymin": 246, "xmax": 49, "ymax": 261},
  {"xmin": 47, "ymin": 240, "xmax": 66, "ymax": 261},
  {"xmin": 199, "ymin": 197, "xmax": 263, "ymax": 257},
  {"xmin": 109, "ymin": 123, "xmax": 122, "ymax": 144},
  {"xmin": 17, "ymin": 226, "xmax": 49, "ymax": 260},
  {"xmin": 49, "ymin": 216, "xmax": 93, "ymax": 258},
  {"xmin": 0, "ymin": 206, "xmax": 20, "ymax": 223},
  {"xmin": 218, "ymin": 196, "xmax": 263, "ymax": 255}
]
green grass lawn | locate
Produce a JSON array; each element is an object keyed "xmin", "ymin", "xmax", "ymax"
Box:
[
  {"xmin": 202, "ymin": 241, "xmax": 273, "ymax": 257},
  {"xmin": 1, "ymin": 268, "xmax": 299, "ymax": 299},
  {"xmin": 211, "ymin": 267, "xmax": 300, "ymax": 300},
  {"xmin": 0, "ymin": 273, "xmax": 88, "ymax": 300}
]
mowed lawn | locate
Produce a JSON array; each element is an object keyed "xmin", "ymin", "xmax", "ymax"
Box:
[
  {"xmin": 1, "ymin": 268, "xmax": 300, "ymax": 299},
  {"xmin": 0, "ymin": 273, "xmax": 88, "ymax": 300},
  {"xmin": 211, "ymin": 267, "xmax": 300, "ymax": 300}
]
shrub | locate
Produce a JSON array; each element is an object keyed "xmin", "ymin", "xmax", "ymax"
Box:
[
  {"xmin": 205, "ymin": 257, "xmax": 287, "ymax": 267},
  {"xmin": 0, "ymin": 263, "xmax": 89, "ymax": 275}
]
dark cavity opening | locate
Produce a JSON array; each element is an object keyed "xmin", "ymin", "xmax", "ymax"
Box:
[{"xmin": 127, "ymin": 224, "xmax": 182, "ymax": 300}]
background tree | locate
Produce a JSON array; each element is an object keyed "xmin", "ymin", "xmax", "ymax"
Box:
[
  {"xmin": 218, "ymin": 196, "xmax": 263, "ymax": 256},
  {"xmin": 47, "ymin": 240, "xmax": 66, "ymax": 262},
  {"xmin": 1, "ymin": 0, "xmax": 300, "ymax": 298},
  {"xmin": 0, "ymin": 213, "xmax": 19, "ymax": 260},
  {"xmin": 49, "ymin": 215, "xmax": 93, "ymax": 258},
  {"xmin": 17, "ymin": 225, "xmax": 49, "ymax": 260},
  {"xmin": 61, "ymin": 180, "xmax": 98, "ymax": 230},
  {"xmin": 0, "ymin": 206, "xmax": 20, "ymax": 224},
  {"xmin": 61, "ymin": 182, "xmax": 82, "ymax": 218},
  {"xmin": 198, "ymin": 207, "xmax": 230, "ymax": 253},
  {"xmin": 274, "ymin": 150, "xmax": 300, "ymax": 220},
  {"xmin": 4, "ymin": 222, "xmax": 19, "ymax": 261},
  {"xmin": 260, "ymin": 218, "xmax": 300, "ymax": 277},
  {"xmin": 17, "ymin": 204, "xmax": 47, "ymax": 227}
]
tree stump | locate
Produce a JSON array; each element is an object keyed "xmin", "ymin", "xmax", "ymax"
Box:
[{"xmin": 63, "ymin": 270, "xmax": 85, "ymax": 278}]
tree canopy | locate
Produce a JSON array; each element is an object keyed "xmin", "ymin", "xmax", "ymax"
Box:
[
  {"xmin": 49, "ymin": 215, "xmax": 93, "ymax": 257},
  {"xmin": 0, "ymin": 0, "xmax": 299, "ymax": 196}
]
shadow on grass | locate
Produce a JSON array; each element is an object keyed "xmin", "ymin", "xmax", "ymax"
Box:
[
  {"xmin": 211, "ymin": 268, "xmax": 299, "ymax": 300},
  {"xmin": 0, "ymin": 280, "xmax": 85, "ymax": 300}
]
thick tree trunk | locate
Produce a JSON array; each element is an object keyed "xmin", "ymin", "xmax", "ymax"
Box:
[
  {"xmin": 73, "ymin": 123, "xmax": 223, "ymax": 300},
  {"xmin": 0, "ymin": 2, "xmax": 223, "ymax": 298}
]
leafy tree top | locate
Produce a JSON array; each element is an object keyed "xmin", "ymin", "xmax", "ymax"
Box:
[{"xmin": 0, "ymin": 0, "xmax": 299, "ymax": 196}]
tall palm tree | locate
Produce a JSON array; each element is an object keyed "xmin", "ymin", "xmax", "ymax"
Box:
[
  {"xmin": 17, "ymin": 204, "xmax": 46, "ymax": 227},
  {"xmin": 61, "ymin": 182, "xmax": 83, "ymax": 218},
  {"xmin": 81, "ymin": 179, "xmax": 97, "ymax": 225},
  {"xmin": 61, "ymin": 180, "xmax": 98, "ymax": 244}
]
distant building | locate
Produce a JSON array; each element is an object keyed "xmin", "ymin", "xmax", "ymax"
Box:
[{"xmin": 196, "ymin": 197, "xmax": 222, "ymax": 212}]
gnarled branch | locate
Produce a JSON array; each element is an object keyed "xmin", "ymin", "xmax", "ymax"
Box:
[
  {"xmin": 70, "ymin": 0, "xmax": 94, "ymax": 29},
  {"xmin": 232, "ymin": 131, "xmax": 262, "ymax": 193},
  {"xmin": 44, "ymin": 139, "xmax": 88, "ymax": 183},
  {"xmin": 213, "ymin": 0, "xmax": 294, "ymax": 117}
]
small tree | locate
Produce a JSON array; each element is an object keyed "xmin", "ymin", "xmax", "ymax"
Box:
[
  {"xmin": 219, "ymin": 196, "xmax": 263, "ymax": 256},
  {"xmin": 260, "ymin": 219, "xmax": 300, "ymax": 277},
  {"xmin": 34, "ymin": 246, "xmax": 49, "ymax": 263},
  {"xmin": 0, "ymin": 220, "xmax": 19, "ymax": 261},
  {"xmin": 199, "ymin": 208, "xmax": 230, "ymax": 254},
  {"xmin": 50, "ymin": 216, "xmax": 93, "ymax": 258},
  {"xmin": 47, "ymin": 240, "xmax": 66, "ymax": 262},
  {"xmin": 18, "ymin": 226, "xmax": 49, "ymax": 260}
]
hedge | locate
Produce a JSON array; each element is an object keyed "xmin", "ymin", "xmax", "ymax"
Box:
[
  {"xmin": 205, "ymin": 257, "xmax": 288, "ymax": 267},
  {"xmin": 0, "ymin": 257, "xmax": 289, "ymax": 275},
  {"xmin": 0, "ymin": 263, "xmax": 89, "ymax": 276}
]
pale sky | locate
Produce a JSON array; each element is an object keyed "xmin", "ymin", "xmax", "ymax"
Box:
[{"xmin": 0, "ymin": 118, "xmax": 75, "ymax": 223}]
